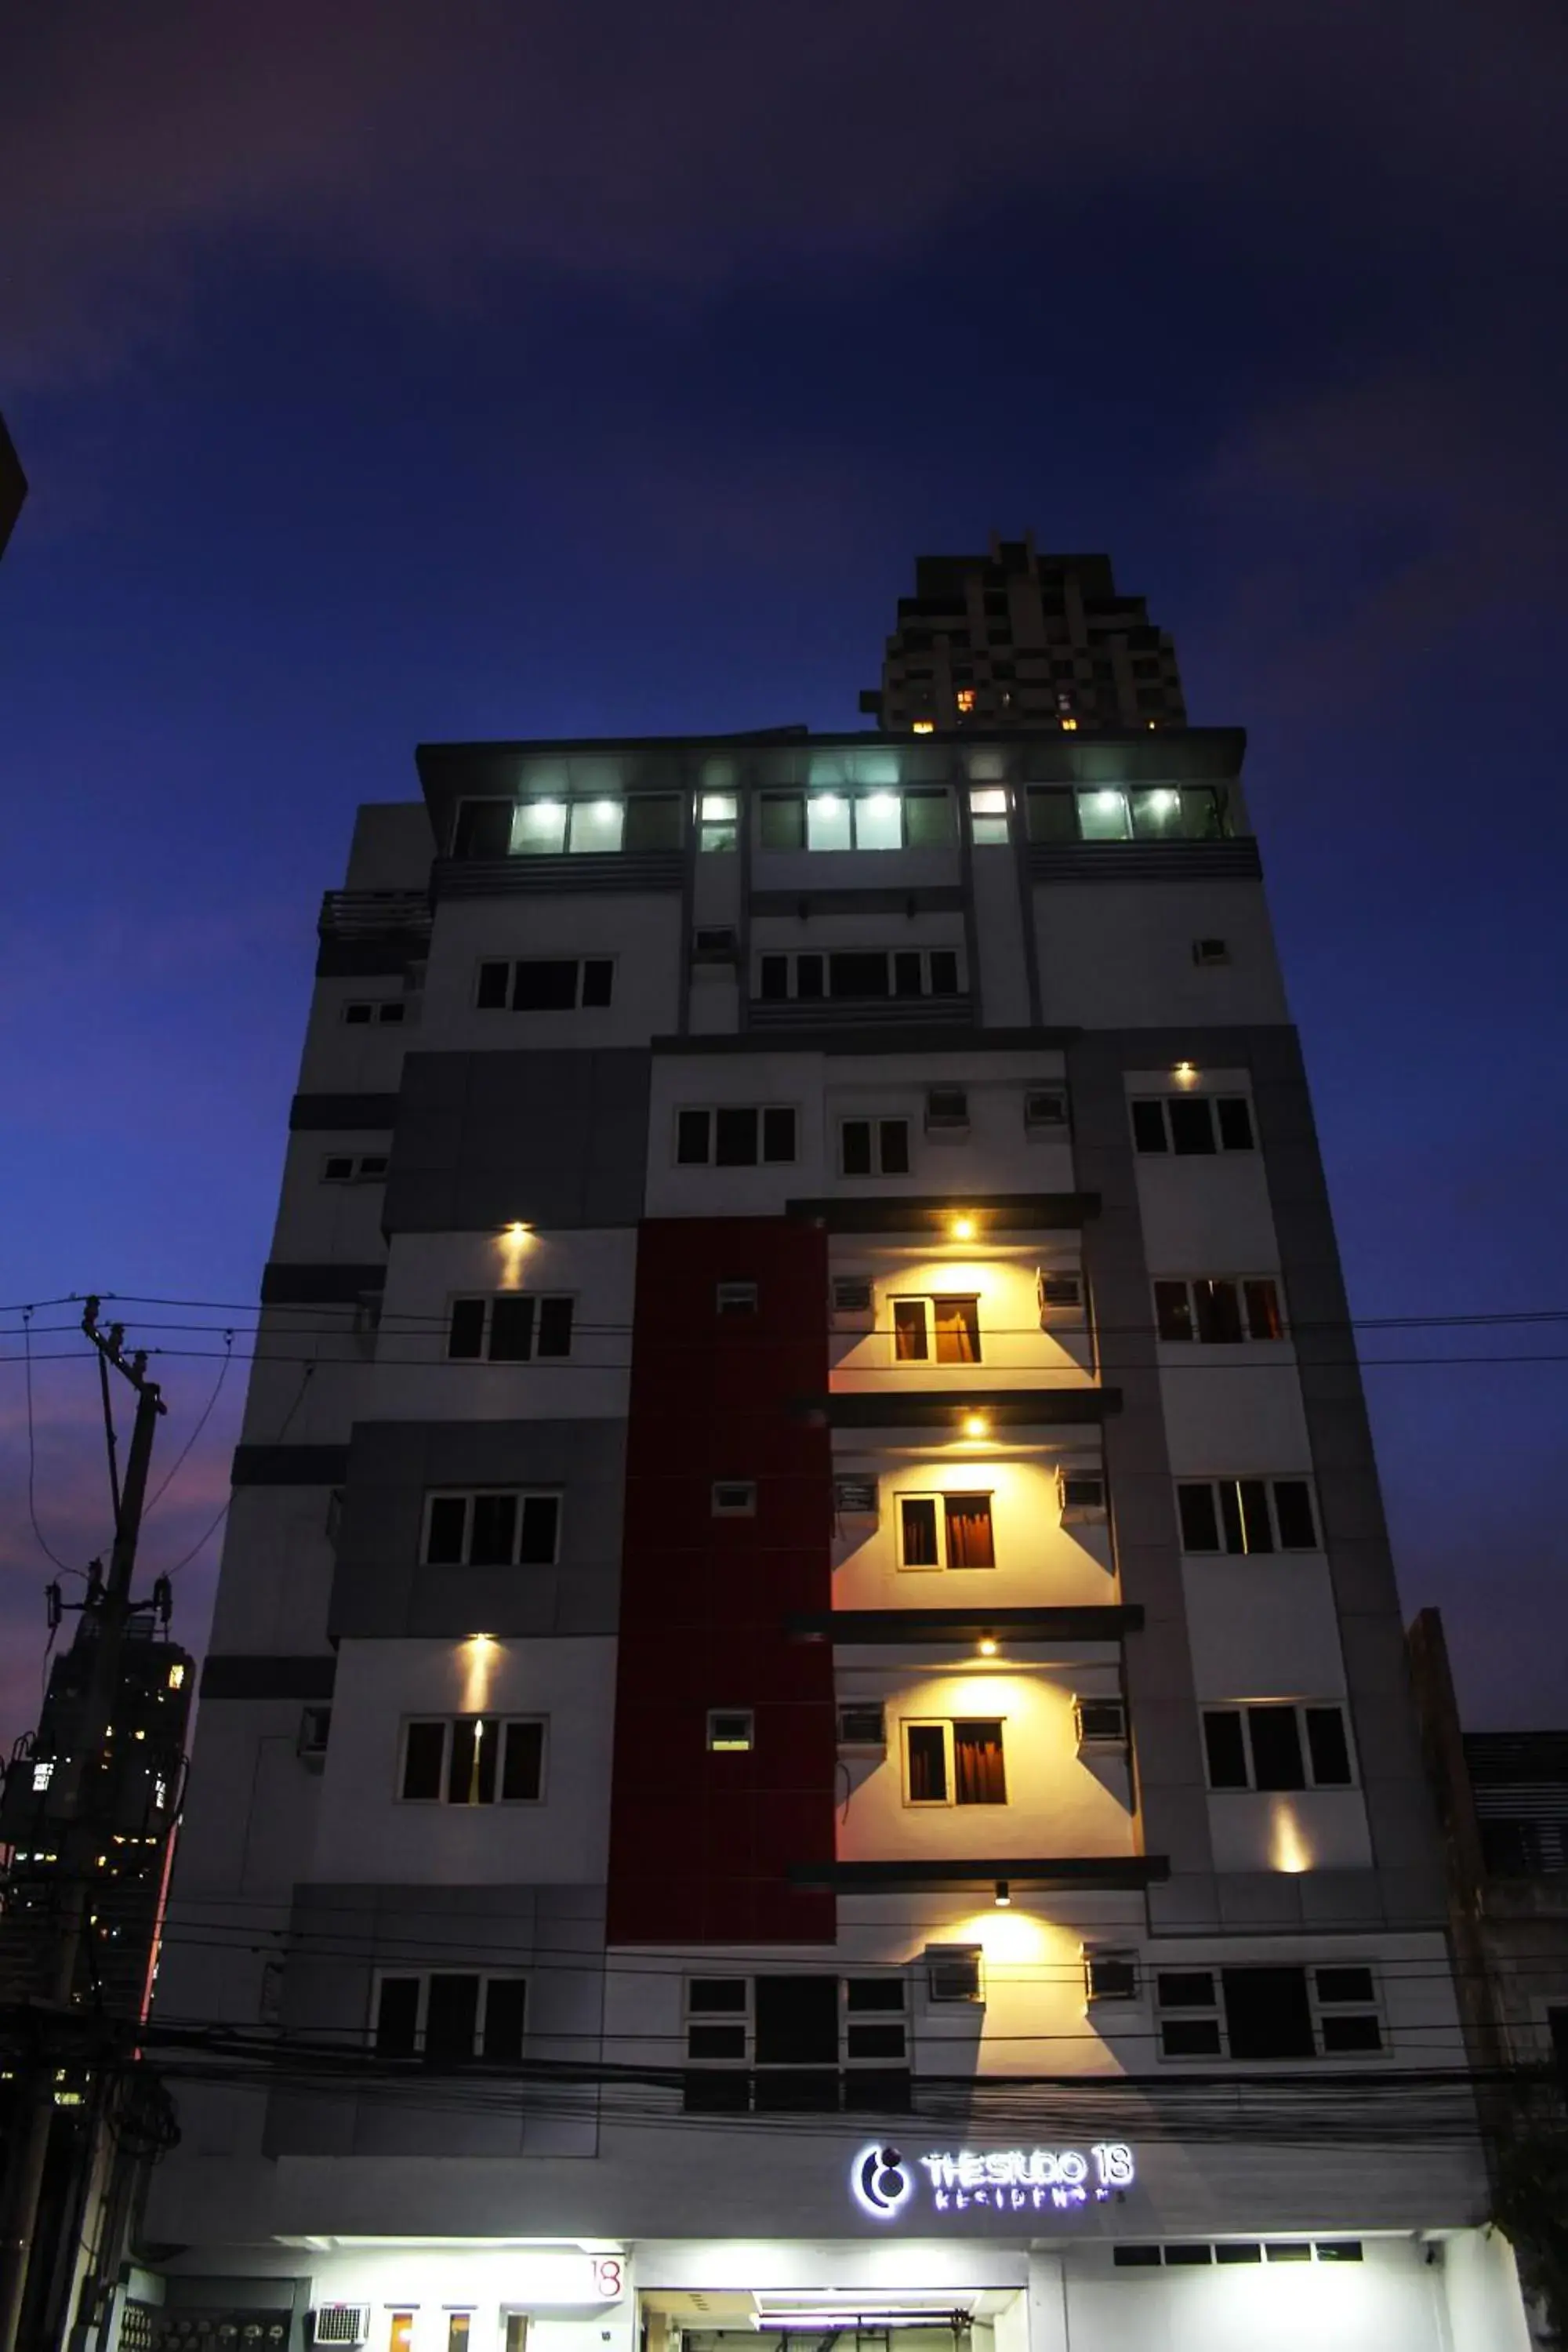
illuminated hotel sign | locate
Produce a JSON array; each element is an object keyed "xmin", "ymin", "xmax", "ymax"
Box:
[{"xmin": 852, "ymin": 2141, "xmax": 1135, "ymax": 2221}]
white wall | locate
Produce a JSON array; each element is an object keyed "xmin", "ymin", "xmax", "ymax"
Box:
[
  {"xmin": 310, "ymin": 1635, "xmax": 615, "ymax": 1885},
  {"xmin": 1062, "ymin": 2238, "xmax": 1450, "ymax": 2352},
  {"xmin": 1442, "ymin": 2225, "xmax": 1534, "ymax": 2352},
  {"xmin": 270, "ymin": 1130, "xmax": 394, "ymax": 1264},
  {"xmin": 297, "ymin": 978, "xmax": 421, "ymax": 1094},
  {"xmin": 1033, "ymin": 880, "xmax": 1289, "ymax": 1029},
  {"xmin": 419, "ymin": 893, "xmax": 684, "ymax": 1048},
  {"xmin": 1207, "ymin": 1788, "xmax": 1373, "ymax": 1872},
  {"xmin": 374, "ymin": 1228, "xmax": 637, "ymax": 1421},
  {"xmin": 829, "ymin": 1246, "xmax": 1093, "ymax": 1392},
  {"xmin": 831, "ymin": 1448, "xmax": 1113, "ymax": 1610},
  {"xmin": 1182, "ymin": 1556, "xmax": 1345, "ymax": 1693}
]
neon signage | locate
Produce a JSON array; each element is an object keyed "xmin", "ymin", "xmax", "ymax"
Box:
[{"xmin": 852, "ymin": 2141, "xmax": 1135, "ymax": 2221}]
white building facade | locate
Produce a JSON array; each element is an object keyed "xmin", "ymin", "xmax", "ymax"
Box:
[{"xmin": 141, "ymin": 550, "xmax": 1532, "ymax": 2352}]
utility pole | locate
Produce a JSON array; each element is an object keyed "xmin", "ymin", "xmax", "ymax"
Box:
[{"xmin": 0, "ymin": 1303, "xmax": 165, "ymax": 2352}]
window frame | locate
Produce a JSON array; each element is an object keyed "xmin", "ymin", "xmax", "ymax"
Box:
[
  {"xmin": 890, "ymin": 1293, "xmax": 982, "ymax": 1365},
  {"xmin": 755, "ymin": 947, "xmax": 964, "ymax": 1004},
  {"xmin": 684, "ymin": 1974, "xmax": 910, "ymax": 2073},
  {"xmin": 755, "ymin": 789, "xmax": 956, "ymax": 854},
  {"xmin": 341, "ymin": 998, "xmax": 408, "ymax": 1027},
  {"xmin": 839, "ymin": 1116, "xmax": 913, "ymax": 1178},
  {"xmin": 1153, "ymin": 1276, "xmax": 1285, "ymax": 1344},
  {"xmin": 474, "ymin": 956, "xmax": 615, "ymax": 1013},
  {"xmin": 711, "ymin": 1479, "xmax": 758, "ymax": 1518},
  {"xmin": 706, "ymin": 1708, "xmax": 756, "ymax": 1753},
  {"xmin": 695, "ymin": 793, "xmax": 738, "ymax": 854},
  {"xmin": 1200, "ymin": 1701, "xmax": 1357, "ymax": 1791},
  {"xmin": 1176, "ymin": 1476, "xmax": 1319, "ymax": 1555},
  {"xmin": 1130, "ymin": 1094, "xmax": 1255, "ymax": 1155},
  {"xmin": 397, "ymin": 1715, "xmax": 549, "ymax": 1806},
  {"xmin": 1155, "ymin": 1963, "xmax": 1384, "ymax": 2063},
  {"xmin": 419, "ymin": 1488, "xmax": 563, "ymax": 1568},
  {"xmin": 895, "ymin": 1490, "xmax": 997, "ymax": 1571},
  {"xmin": 370, "ymin": 1968, "xmax": 528, "ymax": 2061},
  {"xmin": 673, "ymin": 1105, "xmax": 800, "ymax": 1167},
  {"xmin": 445, "ymin": 1293, "xmax": 575, "ymax": 1363},
  {"xmin": 902, "ymin": 1716, "xmax": 1009, "ymax": 1807},
  {"xmin": 320, "ymin": 1150, "xmax": 389, "ymax": 1185}
]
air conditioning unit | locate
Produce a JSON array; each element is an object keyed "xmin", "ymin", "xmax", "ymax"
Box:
[
  {"xmin": 924, "ymin": 1944, "xmax": 985, "ymax": 2004},
  {"xmin": 837, "ymin": 1703, "xmax": 887, "ymax": 1753},
  {"xmin": 1083, "ymin": 1947, "xmax": 1139, "ymax": 2004},
  {"xmin": 924, "ymin": 1087, "xmax": 970, "ymax": 1137},
  {"xmin": 1074, "ymin": 1697, "xmax": 1128, "ymax": 1753},
  {"xmin": 1036, "ymin": 1268, "xmax": 1083, "ymax": 1323},
  {"xmin": 692, "ymin": 926, "xmax": 740, "ymax": 963},
  {"xmin": 831, "ymin": 1276, "xmax": 875, "ymax": 1331},
  {"xmin": 833, "ymin": 1476, "xmax": 879, "ymax": 1520},
  {"xmin": 1191, "ymin": 937, "xmax": 1230, "ymax": 967},
  {"xmin": 1058, "ymin": 1467, "xmax": 1107, "ymax": 1523},
  {"xmin": 1024, "ymin": 1087, "xmax": 1068, "ymax": 1131},
  {"xmin": 311, "ymin": 2310, "xmax": 370, "ymax": 2347},
  {"xmin": 297, "ymin": 1705, "xmax": 332, "ymax": 1768}
]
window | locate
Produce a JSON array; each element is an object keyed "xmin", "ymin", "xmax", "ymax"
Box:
[
  {"xmin": 711, "ymin": 1480, "xmax": 757, "ymax": 1516},
  {"xmin": 898, "ymin": 1493, "xmax": 995, "ymax": 1570},
  {"xmin": 399, "ymin": 1716, "xmax": 546, "ymax": 1804},
  {"xmin": 1024, "ymin": 1087, "xmax": 1068, "ymax": 1131},
  {"xmin": 675, "ymin": 1106, "xmax": 797, "ymax": 1166},
  {"xmin": 904, "ymin": 1719, "xmax": 1007, "ymax": 1805},
  {"xmin": 342, "ymin": 999, "xmax": 408, "ymax": 1026},
  {"xmin": 756, "ymin": 948, "xmax": 961, "ymax": 1003},
  {"xmin": 372, "ymin": 1971, "xmax": 527, "ymax": 2062},
  {"xmin": 447, "ymin": 1294, "xmax": 574, "ymax": 1362},
  {"xmin": 500, "ymin": 798, "xmax": 631, "ymax": 856},
  {"xmin": 321, "ymin": 1152, "xmax": 389, "ymax": 1183},
  {"xmin": 1024, "ymin": 786, "xmax": 1229, "ymax": 844},
  {"xmin": 475, "ymin": 958, "xmax": 614, "ymax": 1011},
  {"xmin": 684, "ymin": 1975, "xmax": 910, "ymax": 2113},
  {"xmin": 968, "ymin": 787, "xmax": 1008, "ymax": 844},
  {"xmin": 1202, "ymin": 1704, "xmax": 1354, "ymax": 1791},
  {"xmin": 892, "ymin": 1295, "xmax": 980, "ymax": 1363},
  {"xmin": 1131, "ymin": 1095, "xmax": 1254, "ymax": 1154},
  {"xmin": 716, "ymin": 1279, "xmax": 759, "ymax": 1316},
  {"xmin": 925, "ymin": 1086, "xmax": 969, "ymax": 1133},
  {"xmin": 707, "ymin": 1709, "xmax": 755, "ymax": 1752},
  {"xmin": 422, "ymin": 1490, "xmax": 561, "ymax": 1566},
  {"xmin": 697, "ymin": 793, "xmax": 738, "ymax": 853},
  {"xmin": 624, "ymin": 793, "xmax": 683, "ymax": 851},
  {"xmin": 757, "ymin": 790, "xmax": 956, "ymax": 852},
  {"xmin": 1192, "ymin": 937, "xmax": 1230, "ymax": 966},
  {"xmin": 1154, "ymin": 1277, "xmax": 1283, "ymax": 1343},
  {"xmin": 1178, "ymin": 1478, "xmax": 1318, "ymax": 1553},
  {"xmin": 1156, "ymin": 1965, "xmax": 1381, "ymax": 2060},
  {"xmin": 840, "ymin": 1118, "xmax": 911, "ymax": 1177},
  {"xmin": 452, "ymin": 799, "xmax": 514, "ymax": 858}
]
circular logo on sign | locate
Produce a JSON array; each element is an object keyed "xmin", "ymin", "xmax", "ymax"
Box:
[{"xmin": 851, "ymin": 2143, "xmax": 913, "ymax": 2220}]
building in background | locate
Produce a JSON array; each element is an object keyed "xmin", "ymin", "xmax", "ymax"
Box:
[
  {"xmin": 136, "ymin": 550, "xmax": 1532, "ymax": 2352},
  {"xmin": 0, "ymin": 411, "xmax": 26, "ymax": 561}
]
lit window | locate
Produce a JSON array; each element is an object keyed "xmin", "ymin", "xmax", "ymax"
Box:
[
  {"xmin": 968, "ymin": 787, "xmax": 1008, "ymax": 846},
  {"xmin": 698, "ymin": 793, "xmax": 738, "ymax": 854},
  {"xmin": 955, "ymin": 688, "xmax": 977, "ymax": 715},
  {"xmin": 891, "ymin": 1295, "xmax": 980, "ymax": 1364},
  {"xmin": 510, "ymin": 800, "xmax": 568, "ymax": 855},
  {"xmin": 912, "ymin": 720, "xmax": 935, "ymax": 735},
  {"xmin": 904, "ymin": 1719, "xmax": 1007, "ymax": 1805},
  {"xmin": 567, "ymin": 799, "xmax": 625, "ymax": 855},
  {"xmin": 898, "ymin": 1493, "xmax": 996, "ymax": 1570},
  {"xmin": 707, "ymin": 1709, "xmax": 755, "ymax": 1752}
]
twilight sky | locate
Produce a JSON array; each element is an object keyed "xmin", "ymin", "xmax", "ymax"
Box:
[{"xmin": 2, "ymin": 0, "xmax": 1566, "ymax": 1752}]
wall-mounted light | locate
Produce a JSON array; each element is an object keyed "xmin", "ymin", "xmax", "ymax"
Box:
[
  {"xmin": 978, "ymin": 1636, "xmax": 998, "ymax": 1658},
  {"xmin": 912, "ymin": 721, "xmax": 935, "ymax": 736},
  {"xmin": 1061, "ymin": 718, "xmax": 1079, "ymax": 732},
  {"xmin": 963, "ymin": 1414, "xmax": 989, "ymax": 1440},
  {"xmin": 993, "ymin": 1880, "xmax": 1011, "ymax": 1908},
  {"xmin": 951, "ymin": 1214, "xmax": 977, "ymax": 1242},
  {"xmin": 1172, "ymin": 1062, "xmax": 1198, "ymax": 1088}
]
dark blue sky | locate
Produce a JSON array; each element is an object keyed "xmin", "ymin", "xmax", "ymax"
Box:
[{"xmin": 2, "ymin": 0, "xmax": 1565, "ymax": 1748}]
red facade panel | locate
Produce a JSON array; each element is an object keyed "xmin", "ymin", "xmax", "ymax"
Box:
[{"xmin": 607, "ymin": 1218, "xmax": 837, "ymax": 1944}]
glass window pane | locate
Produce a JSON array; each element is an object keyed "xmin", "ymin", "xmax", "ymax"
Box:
[
  {"xmin": 929, "ymin": 950, "xmax": 960, "ymax": 996},
  {"xmin": 904, "ymin": 789, "xmax": 956, "ymax": 847},
  {"xmin": 759, "ymin": 956, "xmax": 789, "ymax": 1001},
  {"xmin": 401, "ymin": 1721, "xmax": 446, "ymax": 1802},
  {"xmin": 1177, "ymin": 1484, "xmax": 1220, "ymax": 1551},
  {"xmin": 1077, "ymin": 789, "xmax": 1130, "ymax": 840},
  {"xmin": 1247, "ymin": 1707, "xmax": 1307, "ymax": 1791},
  {"xmin": 893, "ymin": 1300, "xmax": 929, "ymax": 1361},
  {"xmin": 1243, "ymin": 1280, "xmax": 1283, "ymax": 1339},
  {"xmin": 517, "ymin": 1496, "xmax": 559, "ymax": 1564},
  {"xmin": 446, "ymin": 1716, "xmax": 495, "ymax": 1806},
  {"xmin": 454, "ymin": 800, "xmax": 514, "ymax": 859},
  {"xmin": 1162, "ymin": 2018, "xmax": 1222, "ymax": 2056},
  {"xmin": 375, "ymin": 1976, "xmax": 421, "ymax": 2055},
  {"xmin": 854, "ymin": 793, "xmax": 903, "ymax": 851},
  {"xmin": 488, "ymin": 1295, "xmax": 535, "ymax": 1362},
  {"xmin": 676, "ymin": 1109, "xmax": 711, "ymax": 1163},
  {"xmin": 535, "ymin": 1297, "xmax": 574, "ymax": 1358},
  {"xmin": 900, "ymin": 1498, "xmax": 939, "ymax": 1566},
  {"xmin": 476, "ymin": 961, "xmax": 510, "ymax": 1010},
  {"xmin": 1195, "ymin": 1280, "xmax": 1243, "ymax": 1343},
  {"xmin": 1181, "ymin": 786, "xmax": 1225, "ymax": 840},
  {"xmin": 760, "ymin": 795, "xmax": 805, "ymax": 851},
  {"xmin": 945, "ymin": 1495, "xmax": 995, "ymax": 1567},
  {"xmin": 425, "ymin": 1496, "xmax": 468, "ymax": 1564},
  {"xmin": 568, "ymin": 800, "xmax": 624, "ymax": 854},
  {"xmin": 715, "ymin": 1108, "xmax": 759, "ymax": 1166},
  {"xmin": 1203, "ymin": 1711, "xmax": 1249, "ymax": 1788},
  {"xmin": 1025, "ymin": 789, "xmax": 1075, "ymax": 844},
  {"xmin": 689, "ymin": 1978, "xmax": 749, "ymax": 2012},
  {"xmin": 1217, "ymin": 1097, "xmax": 1255, "ymax": 1151},
  {"xmin": 846, "ymin": 1978, "xmax": 906, "ymax": 2011},
  {"xmin": 1320, "ymin": 2012, "xmax": 1381, "ymax": 2053},
  {"xmin": 482, "ymin": 1977, "xmax": 528, "ymax": 2061},
  {"xmin": 840, "ymin": 1120, "xmax": 872, "ymax": 1177},
  {"xmin": 1131, "ymin": 1100, "xmax": 1168, "ymax": 1153},
  {"xmin": 1316, "ymin": 1966, "xmax": 1375, "ymax": 2005},
  {"xmin": 879, "ymin": 1120, "xmax": 910, "ymax": 1174},
  {"xmin": 755, "ymin": 1974, "xmax": 838, "ymax": 2066},
  {"xmin": 1168, "ymin": 1098, "xmax": 1217, "ymax": 1155},
  {"xmin": 424, "ymin": 1973, "xmax": 481, "ymax": 2060},
  {"xmin": 1154, "ymin": 1281, "xmax": 1194, "ymax": 1340},
  {"xmin": 624, "ymin": 793, "xmax": 682, "ymax": 851},
  {"xmin": 953, "ymin": 1721, "xmax": 1007, "ymax": 1804},
  {"xmin": 448, "ymin": 1299, "xmax": 486, "ymax": 1360},
  {"xmin": 761, "ymin": 1107, "xmax": 797, "ymax": 1163},
  {"xmin": 470, "ymin": 1494, "xmax": 518, "ymax": 1564},
  {"xmin": 1273, "ymin": 1480, "xmax": 1318, "ymax": 1549},
  {"xmin": 796, "ymin": 954, "xmax": 824, "ymax": 1000},
  {"xmin": 501, "ymin": 1720, "xmax": 545, "ymax": 1801},
  {"xmin": 906, "ymin": 1723, "xmax": 948, "ymax": 1801},
  {"xmin": 830, "ymin": 953, "xmax": 890, "ymax": 999},
  {"xmin": 933, "ymin": 1297, "xmax": 980, "ymax": 1363},
  {"xmin": 1217, "ymin": 1480, "xmax": 1247, "ymax": 1554},
  {"xmin": 510, "ymin": 800, "xmax": 568, "ymax": 855},
  {"xmin": 806, "ymin": 794, "xmax": 853, "ymax": 851},
  {"xmin": 1156, "ymin": 1970, "xmax": 1216, "ymax": 2007},
  {"xmin": 1222, "ymin": 1967, "xmax": 1314, "ymax": 2060},
  {"xmin": 1237, "ymin": 1479, "xmax": 1274, "ymax": 1554},
  {"xmin": 580, "ymin": 959, "xmax": 614, "ymax": 1007},
  {"xmin": 1130, "ymin": 787, "xmax": 1184, "ymax": 839},
  {"xmin": 510, "ymin": 960, "xmax": 579, "ymax": 1011},
  {"xmin": 1305, "ymin": 1708, "xmax": 1352, "ymax": 1786},
  {"xmin": 892, "ymin": 952, "xmax": 923, "ymax": 998}
]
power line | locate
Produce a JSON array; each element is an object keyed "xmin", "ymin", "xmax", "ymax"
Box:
[
  {"xmin": 20, "ymin": 1309, "xmax": 77, "ymax": 1573},
  {"xmin": 142, "ymin": 1331, "xmax": 234, "ymax": 1522}
]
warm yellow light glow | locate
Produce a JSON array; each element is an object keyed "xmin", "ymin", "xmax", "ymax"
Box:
[
  {"xmin": 1061, "ymin": 717, "xmax": 1079, "ymax": 731},
  {"xmin": 951, "ymin": 1215, "xmax": 977, "ymax": 1241},
  {"xmin": 912, "ymin": 721, "xmax": 935, "ymax": 735},
  {"xmin": 166, "ymin": 1664, "xmax": 185, "ymax": 1691},
  {"xmin": 1270, "ymin": 1801, "xmax": 1312, "ymax": 1875},
  {"xmin": 993, "ymin": 1879, "xmax": 1011, "ymax": 1907},
  {"xmin": 497, "ymin": 1220, "xmax": 534, "ymax": 1288},
  {"xmin": 1172, "ymin": 1062, "xmax": 1198, "ymax": 1087},
  {"xmin": 461, "ymin": 1633, "xmax": 499, "ymax": 1711},
  {"xmin": 956, "ymin": 688, "xmax": 976, "ymax": 715},
  {"xmin": 978, "ymin": 1637, "xmax": 999, "ymax": 1657},
  {"xmin": 963, "ymin": 1414, "xmax": 989, "ymax": 1439}
]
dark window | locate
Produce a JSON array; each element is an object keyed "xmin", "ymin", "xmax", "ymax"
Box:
[
  {"xmin": 375, "ymin": 1976, "xmax": 421, "ymax": 2056},
  {"xmin": 929, "ymin": 949, "xmax": 960, "ymax": 995},
  {"xmin": 501, "ymin": 1720, "xmax": 545, "ymax": 1801},
  {"xmin": 1163, "ymin": 2018, "xmax": 1223, "ymax": 2056},
  {"xmin": 1222, "ymin": 1967, "xmax": 1315, "ymax": 2060},
  {"xmin": 580, "ymin": 959, "xmax": 614, "ymax": 1007},
  {"xmin": 880, "ymin": 1120, "xmax": 911, "ymax": 1174},
  {"xmin": 447, "ymin": 1716, "xmax": 498, "ymax": 1806},
  {"xmin": 1305, "ymin": 1708, "xmax": 1352, "ymax": 1786},
  {"xmin": 1243, "ymin": 1279, "xmax": 1283, "ymax": 1339},
  {"xmin": 759, "ymin": 956, "xmax": 789, "ymax": 1001},
  {"xmin": 1178, "ymin": 1484, "xmax": 1220, "ymax": 1550},
  {"xmin": 677, "ymin": 1110, "xmax": 710, "ymax": 1163},
  {"xmin": 796, "ymin": 954, "xmax": 825, "ymax": 999},
  {"xmin": 754, "ymin": 1975, "xmax": 837, "ymax": 2067},
  {"xmin": 510, "ymin": 960, "xmax": 579, "ymax": 1011},
  {"xmin": 1155, "ymin": 1281, "xmax": 1194, "ymax": 1340},
  {"xmin": 447, "ymin": 1298, "xmax": 487, "ymax": 1359},
  {"xmin": 762, "ymin": 1107, "xmax": 797, "ymax": 1162},
  {"xmin": 904, "ymin": 790, "xmax": 955, "ymax": 847},
  {"xmin": 1131, "ymin": 1100, "xmax": 1168, "ymax": 1154},
  {"xmin": 1163, "ymin": 2245, "xmax": 1213, "ymax": 2267},
  {"xmin": 453, "ymin": 801, "xmax": 512, "ymax": 859},
  {"xmin": 517, "ymin": 1496, "xmax": 559, "ymax": 1563},
  {"xmin": 1157, "ymin": 1970, "xmax": 1216, "ymax": 2006},
  {"xmin": 891, "ymin": 951, "xmax": 921, "ymax": 998},
  {"xmin": 470, "ymin": 1494, "xmax": 518, "ymax": 1563},
  {"xmin": 1168, "ymin": 1098, "xmax": 1217, "ymax": 1155},
  {"xmin": 830, "ymin": 952, "xmax": 890, "ymax": 999},
  {"xmin": 906, "ymin": 1723, "xmax": 948, "ymax": 1802},
  {"xmin": 841, "ymin": 1121, "xmax": 873, "ymax": 1177},
  {"xmin": 1203, "ymin": 1712, "xmax": 1249, "ymax": 1789},
  {"xmin": 1274, "ymin": 1480, "xmax": 1317, "ymax": 1548},
  {"xmin": 476, "ymin": 961, "xmax": 510, "ymax": 1010},
  {"xmin": 901, "ymin": 1497, "xmax": 939, "ymax": 1566},
  {"xmin": 482, "ymin": 1977, "xmax": 528, "ymax": 2061},
  {"xmin": 425, "ymin": 1496, "xmax": 468, "ymax": 1565},
  {"xmin": 945, "ymin": 1495, "xmax": 995, "ymax": 1567},
  {"xmin": 953, "ymin": 1720, "xmax": 1006, "ymax": 1804},
  {"xmin": 1217, "ymin": 1097, "xmax": 1255, "ymax": 1150},
  {"xmin": 1112, "ymin": 2248, "xmax": 1163, "ymax": 2269},
  {"xmin": 715, "ymin": 1108, "xmax": 757, "ymax": 1165},
  {"xmin": 344, "ymin": 1001, "xmax": 373, "ymax": 1025},
  {"xmin": 401, "ymin": 1721, "xmax": 446, "ymax": 1802},
  {"xmin": 1316, "ymin": 1967, "xmax": 1375, "ymax": 2005},
  {"xmin": 1232, "ymin": 1479, "xmax": 1274, "ymax": 1554},
  {"xmin": 488, "ymin": 1295, "xmax": 536, "ymax": 1362},
  {"xmin": 1248, "ymin": 1707, "xmax": 1307, "ymax": 1791},
  {"xmin": 536, "ymin": 1297, "xmax": 574, "ymax": 1356},
  {"xmin": 623, "ymin": 793, "xmax": 681, "ymax": 851},
  {"xmin": 425, "ymin": 1973, "xmax": 481, "ymax": 2061},
  {"xmin": 760, "ymin": 794, "xmax": 806, "ymax": 850},
  {"xmin": 689, "ymin": 1979, "xmax": 748, "ymax": 2013},
  {"xmin": 1194, "ymin": 1279, "xmax": 1243, "ymax": 1343},
  {"xmin": 1025, "ymin": 789, "xmax": 1076, "ymax": 844}
]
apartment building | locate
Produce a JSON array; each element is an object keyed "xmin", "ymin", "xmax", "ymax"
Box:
[{"xmin": 140, "ymin": 555, "xmax": 1531, "ymax": 2352}]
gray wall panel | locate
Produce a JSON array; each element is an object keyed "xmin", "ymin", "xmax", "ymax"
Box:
[
  {"xmin": 328, "ymin": 1418, "xmax": 626, "ymax": 1639},
  {"xmin": 384, "ymin": 1048, "xmax": 651, "ymax": 1232}
]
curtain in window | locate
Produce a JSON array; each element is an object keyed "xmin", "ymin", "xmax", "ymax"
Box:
[
  {"xmin": 932, "ymin": 1298, "xmax": 979, "ymax": 1363},
  {"xmin": 953, "ymin": 1720, "xmax": 1007, "ymax": 1804},
  {"xmin": 894, "ymin": 1301, "xmax": 929, "ymax": 1361},
  {"xmin": 906, "ymin": 1725, "xmax": 948, "ymax": 1802},
  {"xmin": 945, "ymin": 1497, "xmax": 995, "ymax": 1567}
]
